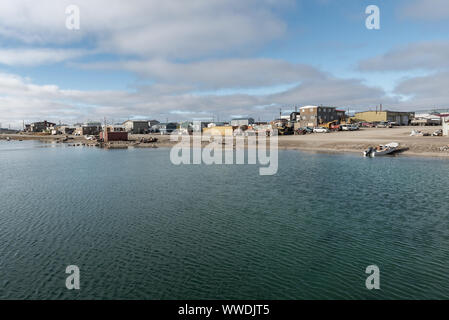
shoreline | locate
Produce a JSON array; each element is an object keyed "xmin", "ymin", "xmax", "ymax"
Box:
[{"xmin": 2, "ymin": 126, "xmax": 449, "ymax": 159}]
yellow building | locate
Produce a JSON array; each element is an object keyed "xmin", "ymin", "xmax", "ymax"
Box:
[
  {"xmin": 354, "ymin": 110, "xmax": 415, "ymax": 125},
  {"xmin": 202, "ymin": 126, "xmax": 234, "ymax": 136}
]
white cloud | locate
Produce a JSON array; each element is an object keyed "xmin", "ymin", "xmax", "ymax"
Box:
[
  {"xmin": 394, "ymin": 71, "xmax": 449, "ymax": 107},
  {"xmin": 0, "ymin": 48, "xmax": 87, "ymax": 66},
  {"xmin": 0, "ymin": 73, "xmax": 60, "ymax": 97},
  {"xmin": 357, "ymin": 40, "xmax": 449, "ymax": 109},
  {"xmin": 0, "ymin": 0, "xmax": 288, "ymax": 58},
  {"xmin": 358, "ymin": 41, "xmax": 449, "ymax": 72}
]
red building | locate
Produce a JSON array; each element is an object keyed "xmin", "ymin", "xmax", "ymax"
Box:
[{"xmin": 100, "ymin": 131, "xmax": 128, "ymax": 142}]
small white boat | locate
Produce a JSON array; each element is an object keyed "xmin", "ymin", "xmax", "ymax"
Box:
[{"xmin": 363, "ymin": 142, "xmax": 399, "ymax": 157}]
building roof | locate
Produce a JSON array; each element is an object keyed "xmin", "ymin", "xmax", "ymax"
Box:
[
  {"xmin": 83, "ymin": 122, "xmax": 102, "ymax": 127},
  {"xmin": 104, "ymin": 124, "xmax": 125, "ymax": 128},
  {"xmin": 32, "ymin": 120, "xmax": 56, "ymax": 125},
  {"xmin": 123, "ymin": 120, "xmax": 149, "ymax": 124},
  {"xmin": 300, "ymin": 105, "xmax": 335, "ymax": 110}
]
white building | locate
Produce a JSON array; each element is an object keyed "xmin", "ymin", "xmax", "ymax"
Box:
[
  {"xmin": 231, "ymin": 118, "xmax": 255, "ymax": 126},
  {"xmin": 412, "ymin": 112, "xmax": 442, "ymax": 126},
  {"xmin": 148, "ymin": 120, "xmax": 160, "ymax": 127}
]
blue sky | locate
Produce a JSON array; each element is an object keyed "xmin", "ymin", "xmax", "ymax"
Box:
[{"xmin": 0, "ymin": 0, "xmax": 449, "ymax": 127}]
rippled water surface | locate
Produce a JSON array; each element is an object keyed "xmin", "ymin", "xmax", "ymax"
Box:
[{"xmin": 1, "ymin": 140, "xmax": 448, "ymax": 299}]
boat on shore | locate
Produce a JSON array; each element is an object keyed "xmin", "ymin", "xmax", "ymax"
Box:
[{"xmin": 363, "ymin": 142, "xmax": 399, "ymax": 157}]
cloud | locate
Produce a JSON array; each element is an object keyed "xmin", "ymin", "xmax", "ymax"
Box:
[
  {"xmin": 0, "ymin": 0, "xmax": 439, "ymax": 127},
  {"xmin": 270, "ymin": 77, "xmax": 396, "ymax": 108},
  {"xmin": 394, "ymin": 71, "xmax": 449, "ymax": 107},
  {"xmin": 358, "ymin": 39, "xmax": 449, "ymax": 108},
  {"xmin": 0, "ymin": 73, "xmax": 60, "ymax": 97},
  {"xmin": 0, "ymin": 48, "xmax": 87, "ymax": 66},
  {"xmin": 0, "ymin": 71, "xmax": 260, "ymax": 127},
  {"xmin": 79, "ymin": 58, "xmax": 325, "ymax": 90},
  {"xmin": 0, "ymin": 68, "xmax": 398, "ymax": 129},
  {"xmin": 0, "ymin": 0, "xmax": 288, "ymax": 59},
  {"xmin": 402, "ymin": 0, "xmax": 449, "ymax": 20},
  {"xmin": 358, "ymin": 41, "xmax": 449, "ymax": 72}
]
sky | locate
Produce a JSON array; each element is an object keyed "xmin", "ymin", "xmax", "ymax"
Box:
[{"xmin": 0, "ymin": 0, "xmax": 449, "ymax": 128}]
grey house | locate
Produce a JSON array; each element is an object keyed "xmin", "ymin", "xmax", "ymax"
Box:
[{"xmin": 123, "ymin": 120, "xmax": 150, "ymax": 134}]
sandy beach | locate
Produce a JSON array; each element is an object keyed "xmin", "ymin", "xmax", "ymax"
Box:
[
  {"xmin": 134, "ymin": 126, "xmax": 449, "ymax": 158},
  {"xmin": 2, "ymin": 126, "xmax": 449, "ymax": 158},
  {"xmin": 275, "ymin": 126, "xmax": 449, "ymax": 158}
]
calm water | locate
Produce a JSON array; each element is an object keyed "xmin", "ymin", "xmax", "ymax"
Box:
[{"xmin": 0, "ymin": 140, "xmax": 448, "ymax": 300}]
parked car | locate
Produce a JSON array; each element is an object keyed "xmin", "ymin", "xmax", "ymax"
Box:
[
  {"xmin": 350, "ymin": 124, "xmax": 360, "ymax": 130},
  {"xmin": 302, "ymin": 127, "xmax": 314, "ymax": 134},
  {"xmin": 361, "ymin": 122, "xmax": 375, "ymax": 128},
  {"xmin": 340, "ymin": 124, "xmax": 351, "ymax": 131},
  {"xmin": 296, "ymin": 127, "xmax": 314, "ymax": 134},
  {"xmin": 295, "ymin": 128, "xmax": 307, "ymax": 135},
  {"xmin": 376, "ymin": 121, "xmax": 392, "ymax": 128},
  {"xmin": 313, "ymin": 127, "xmax": 330, "ymax": 133}
]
